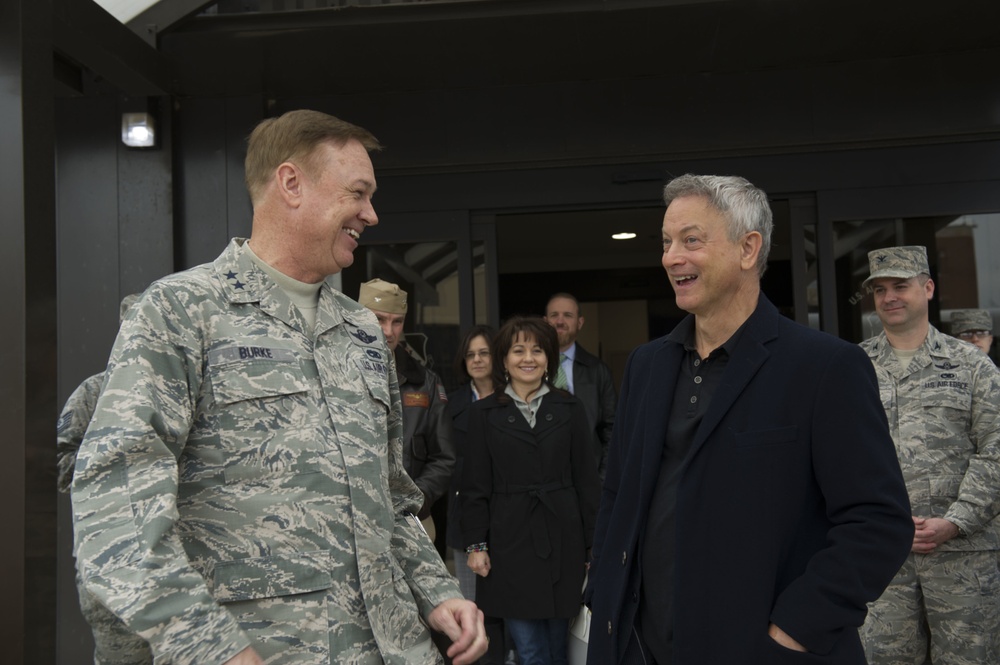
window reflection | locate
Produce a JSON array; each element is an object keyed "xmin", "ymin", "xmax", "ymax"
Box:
[
  {"xmin": 832, "ymin": 214, "xmax": 999, "ymax": 357},
  {"xmin": 348, "ymin": 242, "xmax": 464, "ymax": 390}
]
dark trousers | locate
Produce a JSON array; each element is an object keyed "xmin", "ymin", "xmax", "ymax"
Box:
[
  {"xmin": 432, "ymin": 628, "xmax": 455, "ymax": 665},
  {"xmin": 432, "ymin": 616, "xmax": 506, "ymax": 665},
  {"xmin": 481, "ymin": 615, "xmax": 508, "ymax": 665}
]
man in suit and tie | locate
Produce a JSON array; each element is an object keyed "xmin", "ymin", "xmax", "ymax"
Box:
[
  {"xmin": 544, "ymin": 293, "xmax": 617, "ymax": 481},
  {"xmin": 584, "ymin": 174, "xmax": 913, "ymax": 665}
]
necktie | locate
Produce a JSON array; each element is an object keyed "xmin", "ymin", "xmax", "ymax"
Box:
[{"xmin": 555, "ymin": 353, "xmax": 569, "ymax": 390}]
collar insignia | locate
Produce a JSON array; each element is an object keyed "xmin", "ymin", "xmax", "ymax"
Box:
[{"xmin": 225, "ymin": 270, "xmax": 245, "ymax": 290}]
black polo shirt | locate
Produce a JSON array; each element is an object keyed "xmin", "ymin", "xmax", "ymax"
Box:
[{"xmin": 639, "ymin": 316, "xmax": 746, "ymax": 664}]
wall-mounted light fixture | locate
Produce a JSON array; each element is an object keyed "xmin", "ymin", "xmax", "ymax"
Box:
[
  {"xmin": 612, "ymin": 232, "xmax": 637, "ymax": 240},
  {"xmin": 121, "ymin": 111, "xmax": 156, "ymax": 148}
]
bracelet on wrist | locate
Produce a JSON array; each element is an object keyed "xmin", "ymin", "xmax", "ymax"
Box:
[{"xmin": 465, "ymin": 542, "xmax": 489, "ymax": 553}]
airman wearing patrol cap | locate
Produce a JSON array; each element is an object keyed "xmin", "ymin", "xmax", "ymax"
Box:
[
  {"xmin": 360, "ymin": 278, "xmax": 455, "ymax": 543},
  {"xmin": 860, "ymin": 245, "xmax": 1000, "ymax": 664},
  {"xmin": 949, "ymin": 308, "xmax": 995, "ymax": 357},
  {"xmin": 862, "ymin": 245, "xmax": 930, "ymax": 290}
]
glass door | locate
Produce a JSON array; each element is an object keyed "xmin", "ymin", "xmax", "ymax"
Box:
[
  {"xmin": 830, "ymin": 213, "xmax": 1000, "ymax": 353},
  {"xmin": 343, "ymin": 210, "xmax": 496, "ymax": 392}
]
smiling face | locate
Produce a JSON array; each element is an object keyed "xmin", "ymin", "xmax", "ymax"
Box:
[
  {"xmin": 504, "ymin": 331, "xmax": 547, "ymax": 395},
  {"xmin": 464, "ymin": 335, "xmax": 493, "ymax": 382},
  {"xmin": 545, "ymin": 296, "xmax": 584, "ymax": 351},
  {"xmin": 294, "ymin": 139, "xmax": 378, "ymax": 281},
  {"xmin": 871, "ymin": 275, "xmax": 933, "ymax": 336},
  {"xmin": 661, "ymin": 195, "xmax": 758, "ymax": 318}
]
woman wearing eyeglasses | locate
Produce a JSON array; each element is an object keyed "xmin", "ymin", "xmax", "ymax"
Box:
[
  {"xmin": 949, "ymin": 308, "xmax": 995, "ymax": 361},
  {"xmin": 446, "ymin": 325, "xmax": 498, "ymax": 601}
]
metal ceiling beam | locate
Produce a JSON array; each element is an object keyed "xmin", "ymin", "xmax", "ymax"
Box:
[
  {"xmin": 53, "ymin": 0, "xmax": 171, "ymax": 95},
  {"xmin": 163, "ymin": 0, "xmax": 731, "ymax": 34},
  {"xmin": 126, "ymin": 0, "xmax": 216, "ymax": 46}
]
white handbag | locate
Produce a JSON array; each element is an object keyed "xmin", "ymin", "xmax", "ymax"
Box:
[{"xmin": 567, "ymin": 576, "xmax": 590, "ymax": 665}]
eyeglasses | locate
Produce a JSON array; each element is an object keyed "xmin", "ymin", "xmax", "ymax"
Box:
[
  {"xmin": 465, "ymin": 350, "xmax": 491, "ymax": 360},
  {"xmin": 957, "ymin": 330, "xmax": 993, "ymax": 341}
]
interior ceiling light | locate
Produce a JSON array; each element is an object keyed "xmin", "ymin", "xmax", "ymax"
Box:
[
  {"xmin": 121, "ymin": 112, "xmax": 156, "ymax": 148},
  {"xmin": 612, "ymin": 232, "xmax": 637, "ymax": 240}
]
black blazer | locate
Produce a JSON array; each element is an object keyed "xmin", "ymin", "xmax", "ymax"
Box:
[
  {"xmin": 585, "ymin": 296, "xmax": 912, "ymax": 665},
  {"xmin": 570, "ymin": 344, "xmax": 617, "ymax": 480},
  {"xmin": 461, "ymin": 388, "xmax": 601, "ymax": 619},
  {"xmin": 445, "ymin": 384, "xmax": 474, "ymax": 551}
]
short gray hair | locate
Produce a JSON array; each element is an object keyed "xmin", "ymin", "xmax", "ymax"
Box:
[{"xmin": 662, "ymin": 174, "xmax": 773, "ymax": 278}]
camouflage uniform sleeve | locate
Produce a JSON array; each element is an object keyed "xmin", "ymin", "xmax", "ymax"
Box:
[
  {"xmin": 385, "ymin": 353, "xmax": 463, "ymax": 618},
  {"xmin": 71, "ymin": 286, "xmax": 252, "ymax": 665},
  {"xmin": 56, "ymin": 372, "xmax": 104, "ymax": 493},
  {"xmin": 944, "ymin": 358, "xmax": 1000, "ymax": 536}
]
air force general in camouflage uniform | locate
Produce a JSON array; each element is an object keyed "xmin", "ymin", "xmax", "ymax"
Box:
[
  {"xmin": 859, "ymin": 246, "xmax": 1000, "ymax": 665},
  {"xmin": 70, "ymin": 110, "xmax": 487, "ymax": 665}
]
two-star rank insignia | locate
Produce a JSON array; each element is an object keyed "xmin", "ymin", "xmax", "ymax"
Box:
[{"xmin": 225, "ymin": 270, "xmax": 245, "ymax": 290}]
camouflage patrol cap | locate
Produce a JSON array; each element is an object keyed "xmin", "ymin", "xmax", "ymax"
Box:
[
  {"xmin": 862, "ymin": 245, "xmax": 930, "ymax": 289},
  {"xmin": 359, "ymin": 278, "xmax": 407, "ymax": 314},
  {"xmin": 950, "ymin": 309, "xmax": 993, "ymax": 335}
]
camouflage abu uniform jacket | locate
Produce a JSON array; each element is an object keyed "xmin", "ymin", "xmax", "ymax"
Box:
[
  {"xmin": 71, "ymin": 238, "xmax": 461, "ymax": 665},
  {"xmin": 862, "ymin": 325, "xmax": 1000, "ymax": 551},
  {"xmin": 57, "ymin": 371, "xmax": 104, "ymax": 493}
]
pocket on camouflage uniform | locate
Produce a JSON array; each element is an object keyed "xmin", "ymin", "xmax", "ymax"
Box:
[
  {"xmin": 208, "ymin": 355, "xmax": 311, "ymax": 417},
  {"xmin": 212, "ymin": 550, "xmax": 332, "ymax": 662}
]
